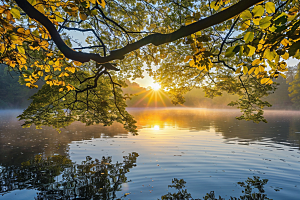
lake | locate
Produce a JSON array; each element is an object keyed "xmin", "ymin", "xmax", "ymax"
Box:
[{"xmin": 0, "ymin": 108, "xmax": 300, "ymax": 199}]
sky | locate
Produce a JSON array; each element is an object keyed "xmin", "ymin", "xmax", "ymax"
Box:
[{"xmin": 68, "ymin": 31, "xmax": 300, "ymax": 89}]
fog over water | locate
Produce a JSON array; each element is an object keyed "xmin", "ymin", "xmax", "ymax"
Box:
[{"xmin": 0, "ymin": 108, "xmax": 300, "ymax": 199}]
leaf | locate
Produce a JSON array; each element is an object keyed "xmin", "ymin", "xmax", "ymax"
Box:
[
  {"xmin": 11, "ymin": 8, "xmax": 20, "ymax": 19},
  {"xmin": 252, "ymin": 5, "xmax": 264, "ymax": 17},
  {"xmin": 259, "ymin": 16, "xmax": 272, "ymax": 29},
  {"xmin": 247, "ymin": 45, "xmax": 256, "ymax": 56},
  {"xmin": 280, "ymin": 73, "xmax": 286, "ymax": 79},
  {"xmin": 28, "ymin": 0, "xmax": 37, "ymax": 5},
  {"xmin": 252, "ymin": 59, "xmax": 261, "ymax": 66},
  {"xmin": 235, "ymin": 67, "xmax": 241, "ymax": 74},
  {"xmin": 233, "ymin": 45, "xmax": 240, "ymax": 54},
  {"xmin": 241, "ymin": 20, "xmax": 250, "ymax": 30},
  {"xmin": 288, "ymin": 41, "xmax": 300, "ymax": 56},
  {"xmin": 17, "ymin": 46, "xmax": 25, "ymax": 54},
  {"xmin": 225, "ymin": 46, "xmax": 235, "ymax": 57},
  {"xmin": 282, "ymin": 52, "xmax": 289, "ymax": 60},
  {"xmin": 98, "ymin": 0, "xmax": 106, "ymax": 8},
  {"xmin": 265, "ymin": 2, "xmax": 275, "ymax": 14},
  {"xmin": 243, "ymin": 66, "xmax": 248, "ymax": 75},
  {"xmin": 248, "ymin": 67, "xmax": 256, "ymax": 75},
  {"xmin": 79, "ymin": 13, "xmax": 87, "ymax": 21},
  {"xmin": 244, "ymin": 32, "xmax": 254, "ymax": 43},
  {"xmin": 264, "ymin": 48, "xmax": 275, "ymax": 61},
  {"xmin": 280, "ymin": 38, "xmax": 289, "ymax": 47},
  {"xmin": 261, "ymin": 78, "xmax": 270, "ymax": 84},
  {"xmin": 240, "ymin": 10, "xmax": 252, "ymax": 20}
]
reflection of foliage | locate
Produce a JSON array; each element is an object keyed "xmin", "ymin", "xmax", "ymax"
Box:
[
  {"xmin": 161, "ymin": 178, "xmax": 192, "ymax": 200},
  {"xmin": 160, "ymin": 176, "xmax": 271, "ymax": 200},
  {"xmin": 0, "ymin": 153, "xmax": 139, "ymax": 200}
]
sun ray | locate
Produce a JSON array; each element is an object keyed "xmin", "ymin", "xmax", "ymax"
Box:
[
  {"xmin": 147, "ymin": 91, "xmax": 155, "ymax": 107},
  {"xmin": 155, "ymin": 92, "xmax": 158, "ymax": 107},
  {"xmin": 157, "ymin": 91, "xmax": 167, "ymax": 107},
  {"xmin": 133, "ymin": 90, "xmax": 152, "ymax": 107}
]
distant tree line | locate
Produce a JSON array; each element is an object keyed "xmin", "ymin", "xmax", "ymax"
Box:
[
  {"xmin": 0, "ymin": 64, "xmax": 39, "ymax": 109},
  {"xmin": 1, "ymin": 63, "xmax": 300, "ymax": 109}
]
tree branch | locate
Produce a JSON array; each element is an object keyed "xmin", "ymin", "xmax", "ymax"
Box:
[{"xmin": 15, "ymin": 0, "xmax": 262, "ymax": 64}]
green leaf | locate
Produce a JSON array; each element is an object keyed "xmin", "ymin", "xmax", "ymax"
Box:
[
  {"xmin": 240, "ymin": 10, "xmax": 252, "ymax": 20},
  {"xmin": 233, "ymin": 45, "xmax": 240, "ymax": 54},
  {"xmin": 265, "ymin": 2, "xmax": 275, "ymax": 14},
  {"xmin": 225, "ymin": 46, "xmax": 235, "ymax": 57},
  {"xmin": 244, "ymin": 32, "xmax": 254, "ymax": 43},
  {"xmin": 288, "ymin": 41, "xmax": 300, "ymax": 56},
  {"xmin": 259, "ymin": 16, "xmax": 272, "ymax": 29},
  {"xmin": 252, "ymin": 5, "xmax": 264, "ymax": 17},
  {"xmin": 11, "ymin": 8, "xmax": 20, "ymax": 19}
]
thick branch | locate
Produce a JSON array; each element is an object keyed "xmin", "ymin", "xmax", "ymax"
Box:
[{"xmin": 15, "ymin": 0, "xmax": 262, "ymax": 64}]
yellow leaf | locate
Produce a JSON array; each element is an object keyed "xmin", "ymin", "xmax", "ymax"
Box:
[
  {"xmin": 66, "ymin": 67, "xmax": 76, "ymax": 73},
  {"xmin": 189, "ymin": 59, "xmax": 195, "ymax": 67},
  {"xmin": 235, "ymin": 67, "xmax": 241, "ymax": 74},
  {"xmin": 79, "ymin": 12, "xmax": 87, "ymax": 21},
  {"xmin": 73, "ymin": 61, "xmax": 82, "ymax": 66},
  {"xmin": 98, "ymin": 0, "xmax": 106, "ymax": 8},
  {"xmin": 55, "ymin": 12, "xmax": 64, "ymax": 23},
  {"xmin": 28, "ymin": 0, "xmax": 37, "ymax": 6},
  {"xmin": 259, "ymin": 16, "xmax": 272, "ymax": 29},
  {"xmin": 247, "ymin": 45, "xmax": 256, "ymax": 56},
  {"xmin": 253, "ymin": 17, "xmax": 261, "ymax": 25},
  {"xmin": 17, "ymin": 46, "xmax": 25, "ymax": 54},
  {"xmin": 248, "ymin": 67, "xmax": 256, "ymax": 75},
  {"xmin": 252, "ymin": 59, "xmax": 261, "ymax": 66},
  {"xmin": 244, "ymin": 32, "xmax": 254, "ymax": 43},
  {"xmin": 184, "ymin": 56, "xmax": 191, "ymax": 62},
  {"xmin": 265, "ymin": 2, "xmax": 275, "ymax": 14},
  {"xmin": 252, "ymin": 5, "xmax": 264, "ymax": 17},
  {"xmin": 241, "ymin": 20, "xmax": 250, "ymax": 30},
  {"xmin": 282, "ymin": 52, "xmax": 289, "ymax": 60},
  {"xmin": 280, "ymin": 73, "xmax": 287, "ymax": 79},
  {"xmin": 11, "ymin": 8, "xmax": 20, "ymax": 19},
  {"xmin": 281, "ymin": 38, "xmax": 289, "ymax": 47},
  {"xmin": 263, "ymin": 48, "xmax": 275, "ymax": 61},
  {"xmin": 261, "ymin": 78, "xmax": 270, "ymax": 84},
  {"xmin": 59, "ymin": 88, "xmax": 64, "ymax": 92},
  {"xmin": 243, "ymin": 66, "xmax": 248, "ymax": 75},
  {"xmin": 259, "ymin": 65, "xmax": 265, "ymax": 72},
  {"xmin": 38, "ymin": 71, "xmax": 43, "ymax": 76},
  {"xmin": 254, "ymin": 67, "xmax": 260, "ymax": 75},
  {"xmin": 17, "ymin": 27, "xmax": 25, "ymax": 34},
  {"xmin": 240, "ymin": 10, "xmax": 252, "ymax": 20}
]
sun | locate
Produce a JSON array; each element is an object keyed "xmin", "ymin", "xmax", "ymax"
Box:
[{"xmin": 151, "ymin": 83, "xmax": 161, "ymax": 91}]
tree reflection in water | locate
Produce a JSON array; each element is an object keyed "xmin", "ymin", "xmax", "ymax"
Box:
[
  {"xmin": 0, "ymin": 152, "xmax": 139, "ymax": 199},
  {"xmin": 161, "ymin": 177, "xmax": 271, "ymax": 200}
]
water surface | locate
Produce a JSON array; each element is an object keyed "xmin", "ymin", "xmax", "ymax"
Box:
[{"xmin": 0, "ymin": 108, "xmax": 300, "ymax": 199}]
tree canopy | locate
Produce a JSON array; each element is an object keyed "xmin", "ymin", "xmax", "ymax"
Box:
[{"xmin": 0, "ymin": 0, "xmax": 299, "ymax": 132}]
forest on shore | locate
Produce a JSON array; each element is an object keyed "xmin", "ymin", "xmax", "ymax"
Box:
[{"xmin": 1, "ymin": 63, "xmax": 300, "ymax": 110}]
